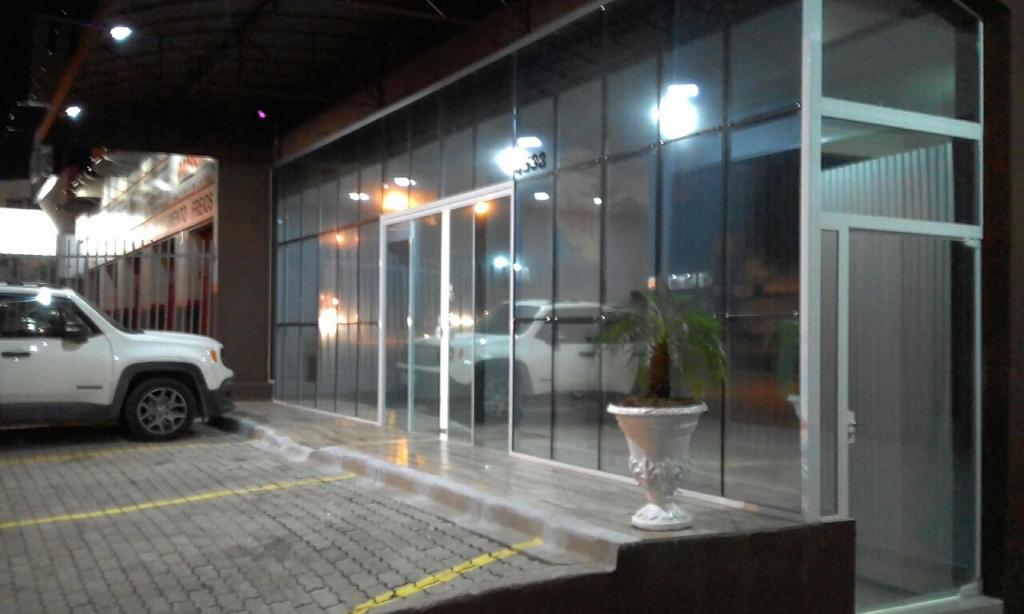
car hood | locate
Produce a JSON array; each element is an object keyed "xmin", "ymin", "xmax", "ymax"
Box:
[{"xmin": 133, "ymin": 330, "xmax": 221, "ymax": 349}]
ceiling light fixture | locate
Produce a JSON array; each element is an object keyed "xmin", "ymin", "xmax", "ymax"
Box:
[{"xmin": 64, "ymin": 105, "xmax": 82, "ymax": 119}]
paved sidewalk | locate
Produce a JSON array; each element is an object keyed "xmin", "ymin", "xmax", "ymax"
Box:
[{"xmin": 0, "ymin": 423, "xmax": 582, "ymax": 614}]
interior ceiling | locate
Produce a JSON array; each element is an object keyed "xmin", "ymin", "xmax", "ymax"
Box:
[{"xmin": 37, "ymin": 0, "xmax": 507, "ymax": 153}]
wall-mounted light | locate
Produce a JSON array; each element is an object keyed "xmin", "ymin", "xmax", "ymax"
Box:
[
  {"xmin": 393, "ymin": 176, "xmax": 416, "ymax": 187},
  {"xmin": 533, "ymin": 192, "xmax": 550, "ymax": 201},
  {"xmin": 592, "ymin": 197, "xmax": 603, "ymax": 206},
  {"xmin": 64, "ymin": 105, "xmax": 82, "ymax": 120},
  {"xmin": 109, "ymin": 25, "xmax": 132, "ymax": 41},
  {"xmin": 348, "ymin": 192, "xmax": 370, "ymax": 201},
  {"xmin": 516, "ymin": 136, "xmax": 542, "ymax": 149},
  {"xmin": 496, "ymin": 146, "xmax": 530, "ymax": 176}
]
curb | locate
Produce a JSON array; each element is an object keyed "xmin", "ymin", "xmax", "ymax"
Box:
[{"xmin": 217, "ymin": 414, "xmax": 631, "ymax": 568}]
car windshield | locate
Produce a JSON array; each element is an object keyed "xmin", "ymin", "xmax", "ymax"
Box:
[{"xmin": 77, "ymin": 294, "xmax": 142, "ymax": 334}]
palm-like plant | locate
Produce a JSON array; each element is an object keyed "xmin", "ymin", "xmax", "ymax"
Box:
[{"xmin": 596, "ymin": 291, "xmax": 727, "ymax": 404}]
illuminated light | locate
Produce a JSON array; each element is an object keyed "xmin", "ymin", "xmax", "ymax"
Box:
[
  {"xmin": 647, "ymin": 276, "xmax": 657, "ymax": 290},
  {"xmin": 360, "ymin": 193, "xmax": 370, "ymax": 201},
  {"xmin": 382, "ymin": 190, "xmax": 409, "ymax": 212},
  {"xmin": 36, "ymin": 175, "xmax": 58, "ymax": 202},
  {"xmin": 474, "ymin": 201, "xmax": 490, "ymax": 215},
  {"xmin": 593, "ymin": 197, "xmax": 603, "ymax": 205},
  {"xmin": 36, "ymin": 288, "xmax": 52, "ymax": 306},
  {"xmin": 533, "ymin": 192, "xmax": 550, "ymax": 201},
  {"xmin": 152, "ymin": 179, "xmax": 172, "ymax": 192},
  {"xmin": 349, "ymin": 192, "xmax": 371, "ymax": 201},
  {"xmin": 393, "ymin": 176, "xmax": 416, "ymax": 187},
  {"xmin": 331, "ymin": 297, "xmax": 339, "ymax": 306},
  {"xmin": 256, "ymin": 109, "xmax": 267, "ymax": 120},
  {"xmin": 516, "ymin": 136, "xmax": 542, "ymax": 148},
  {"xmin": 64, "ymin": 105, "xmax": 82, "ymax": 119},
  {"xmin": 654, "ymin": 83, "xmax": 700, "ymax": 140},
  {"xmin": 496, "ymin": 146, "xmax": 531, "ymax": 176},
  {"xmin": 492, "ymin": 255, "xmax": 510, "ymax": 269},
  {"xmin": 318, "ymin": 307, "xmax": 339, "ymax": 334},
  {"xmin": 109, "ymin": 25, "xmax": 132, "ymax": 41},
  {"xmin": 335, "ymin": 233, "xmax": 345, "ymax": 244},
  {"xmin": 512, "ymin": 262, "xmax": 523, "ymax": 272}
]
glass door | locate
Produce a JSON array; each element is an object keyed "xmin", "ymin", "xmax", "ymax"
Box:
[
  {"xmin": 825, "ymin": 227, "xmax": 979, "ymax": 611},
  {"xmin": 381, "ymin": 191, "xmax": 512, "ymax": 449}
]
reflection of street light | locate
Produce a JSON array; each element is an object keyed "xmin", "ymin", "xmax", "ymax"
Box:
[
  {"xmin": 496, "ymin": 146, "xmax": 530, "ymax": 176},
  {"xmin": 383, "ymin": 190, "xmax": 409, "ymax": 211},
  {"xmin": 652, "ymin": 83, "xmax": 700, "ymax": 140},
  {"xmin": 474, "ymin": 201, "xmax": 490, "ymax": 215},
  {"xmin": 516, "ymin": 136, "xmax": 542, "ymax": 148},
  {"xmin": 492, "ymin": 255, "xmax": 510, "ymax": 269},
  {"xmin": 109, "ymin": 25, "xmax": 132, "ymax": 41},
  {"xmin": 533, "ymin": 192, "xmax": 550, "ymax": 201}
]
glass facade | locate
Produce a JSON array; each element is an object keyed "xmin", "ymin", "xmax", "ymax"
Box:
[{"xmin": 273, "ymin": 0, "xmax": 983, "ymax": 608}]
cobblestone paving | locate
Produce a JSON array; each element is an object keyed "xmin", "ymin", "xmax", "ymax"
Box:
[{"xmin": 0, "ymin": 424, "xmax": 561, "ymax": 613}]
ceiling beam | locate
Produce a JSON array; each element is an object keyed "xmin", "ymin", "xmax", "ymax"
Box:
[{"xmin": 329, "ymin": 0, "xmax": 473, "ymax": 26}]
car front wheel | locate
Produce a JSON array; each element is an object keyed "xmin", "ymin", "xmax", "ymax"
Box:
[{"xmin": 123, "ymin": 378, "xmax": 196, "ymax": 441}]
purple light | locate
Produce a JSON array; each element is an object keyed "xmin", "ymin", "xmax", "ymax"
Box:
[{"xmin": 257, "ymin": 110, "xmax": 267, "ymax": 120}]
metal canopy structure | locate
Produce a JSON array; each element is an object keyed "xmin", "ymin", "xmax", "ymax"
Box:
[{"xmin": 30, "ymin": 0, "xmax": 509, "ymax": 154}]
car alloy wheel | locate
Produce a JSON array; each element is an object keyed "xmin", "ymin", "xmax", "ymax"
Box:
[{"xmin": 136, "ymin": 387, "xmax": 189, "ymax": 436}]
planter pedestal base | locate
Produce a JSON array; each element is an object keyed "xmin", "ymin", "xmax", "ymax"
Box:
[{"xmin": 632, "ymin": 502, "xmax": 694, "ymax": 531}]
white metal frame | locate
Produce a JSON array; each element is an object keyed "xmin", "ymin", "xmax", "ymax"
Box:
[
  {"xmin": 376, "ymin": 183, "xmax": 514, "ymax": 436},
  {"xmin": 806, "ymin": 0, "xmax": 986, "ymax": 596}
]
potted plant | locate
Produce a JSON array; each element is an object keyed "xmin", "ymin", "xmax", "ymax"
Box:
[{"xmin": 596, "ymin": 291, "xmax": 727, "ymax": 531}]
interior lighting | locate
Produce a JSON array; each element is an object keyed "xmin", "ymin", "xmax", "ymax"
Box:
[
  {"xmin": 474, "ymin": 201, "xmax": 490, "ymax": 215},
  {"xmin": 393, "ymin": 176, "xmax": 416, "ymax": 187},
  {"xmin": 492, "ymin": 255, "xmax": 510, "ymax": 269},
  {"xmin": 516, "ymin": 136, "xmax": 542, "ymax": 149},
  {"xmin": 349, "ymin": 192, "xmax": 370, "ymax": 201},
  {"xmin": 64, "ymin": 105, "xmax": 82, "ymax": 120},
  {"xmin": 533, "ymin": 192, "xmax": 550, "ymax": 201},
  {"xmin": 653, "ymin": 83, "xmax": 700, "ymax": 140},
  {"xmin": 318, "ymin": 307, "xmax": 339, "ymax": 334},
  {"xmin": 593, "ymin": 197, "xmax": 603, "ymax": 206},
  {"xmin": 109, "ymin": 25, "xmax": 132, "ymax": 41}
]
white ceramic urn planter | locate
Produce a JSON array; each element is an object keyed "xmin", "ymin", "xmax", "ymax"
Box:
[{"xmin": 608, "ymin": 402, "xmax": 707, "ymax": 531}]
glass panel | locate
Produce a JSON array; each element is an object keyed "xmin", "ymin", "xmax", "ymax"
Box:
[
  {"xmin": 441, "ymin": 128, "xmax": 473, "ymax": 196},
  {"xmin": 661, "ymin": 132, "xmax": 723, "ymax": 311},
  {"xmin": 514, "ymin": 175, "xmax": 554, "ymax": 309},
  {"xmin": 727, "ymin": 115, "xmax": 801, "ymax": 316},
  {"xmin": 476, "ymin": 113, "xmax": 513, "ymax": 187},
  {"xmin": 384, "ymin": 154, "xmax": 410, "ymax": 215},
  {"xmin": 336, "ymin": 228, "xmax": 359, "ymax": 327},
  {"xmin": 299, "ymin": 326, "xmax": 318, "ymax": 407},
  {"xmin": 555, "ymin": 165, "xmax": 602, "ymax": 316},
  {"xmin": 515, "ymin": 97, "xmax": 554, "ymax": 178},
  {"xmin": 605, "ymin": 152, "xmax": 655, "ymax": 310},
  {"xmin": 723, "ymin": 316, "xmax": 801, "ymax": 510},
  {"xmin": 299, "ymin": 238, "xmax": 317, "ymax": 323},
  {"xmin": 557, "ymin": 79, "xmax": 602, "ymax": 168},
  {"xmin": 448, "ymin": 207, "xmax": 476, "ymax": 445},
  {"xmin": 283, "ymin": 326, "xmax": 300, "ymax": 402},
  {"xmin": 409, "ymin": 215, "xmax": 443, "ymax": 435},
  {"xmin": 473, "ymin": 197, "xmax": 512, "ymax": 451},
  {"xmin": 848, "ymin": 232, "xmax": 976, "ymax": 608},
  {"xmin": 301, "ymin": 187, "xmax": 318, "ymax": 238},
  {"xmin": 513, "ymin": 319, "xmax": 553, "ymax": 459},
  {"xmin": 411, "ymin": 141, "xmax": 440, "ymax": 206},
  {"xmin": 821, "ymin": 230, "xmax": 839, "ymax": 517},
  {"xmin": 318, "ymin": 233, "xmax": 338, "ymax": 411},
  {"xmin": 338, "ymin": 171, "xmax": 359, "ymax": 227},
  {"xmin": 474, "ymin": 59, "xmax": 513, "ymax": 187},
  {"xmin": 729, "ymin": 1, "xmax": 802, "ymax": 122},
  {"xmin": 551, "ymin": 321, "xmax": 601, "ymax": 469},
  {"xmin": 358, "ymin": 222, "xmax": 379, "ymax": 325},
  {"xmin": 384, "ymin": 222, "xmax": 411, "ymax": 430},
  {"xmin": 285, "ymin": 192, "xmax": 302, "ymax": 241},
  {"xmin": 273, "ymin": 326, "xmax": 285, "ymax": 398},
  {"xmin": 607, "ymin": 58, "xmax": 658, "ymax": 156},
  {"xmin": 360, "ymin": 163, "xmax": 383, "ymax": 221},
  {"xmin": 336, "ymin": 324, "xmax": 358, "ymax": 417},
  {"xmin": 319, "ymin": 179, "xmax": 338, "ymax": 232},
  {"xmin": 274, "ymin": 246, "xmax": 286, "ymax": 323},
  {"xmin": 824, "ymin": 0, "xmax": 980, "ymax": 121},
  {"xmin": 284, "ymin": 242, "xmax": 300, "ymax": 322},
  {"xmin": 822, "ymin": 119, "xmax": 978, "ymax": 225},
  {"xmin": 662, "ymin": 18, "xmax": 723, "ymax": 137},
  {"xmin": 357, "ymin": 324, "xmax": 378, "ymax": 420}
]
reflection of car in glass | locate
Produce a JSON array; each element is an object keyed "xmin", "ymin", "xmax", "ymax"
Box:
[
  {"xmin": 401, "ymin": 301, "xmax": 634, "ymax": 422},
  {"xmin": 0, "ymin": 284, "xmax": 234, "ymax": 440}
]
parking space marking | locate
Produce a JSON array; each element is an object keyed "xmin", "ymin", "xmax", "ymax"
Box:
[
  {"xmin": 350, "ymin": 537, "xmax": 544, "ymax": 614},
  {"xmin": 0, "ymin": 473, "xmax": 354, "ymax": 530},
  {"xmin": 0, "ymin": 440, "xmax": 243, "ymax": 467}
]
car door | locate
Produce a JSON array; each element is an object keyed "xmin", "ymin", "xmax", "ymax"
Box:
[{"xmin": 0, "ymin": 292, "xmax": 114, "ymax": 420}]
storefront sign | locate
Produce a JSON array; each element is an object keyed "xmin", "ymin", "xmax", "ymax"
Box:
[{"xmin": 134, "ymin": 180, "xmax": 215, "ymax": 244}]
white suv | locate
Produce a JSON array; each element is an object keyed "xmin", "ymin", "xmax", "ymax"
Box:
[{"xmin": 0, "ymin": 284, "xmax": 234, "ymax": 440}]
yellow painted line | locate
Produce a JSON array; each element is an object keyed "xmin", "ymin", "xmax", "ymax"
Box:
[
  {"xmin": 0, "ymin": 474, "xmax": 354, "ymax": 530},
  {"xmin": 0, "ymin": 440, "xmax": 242, "ymax": 467},
  {"xmin": 350, "ymin": 537, "xmax": 544, "ymax": 614}
]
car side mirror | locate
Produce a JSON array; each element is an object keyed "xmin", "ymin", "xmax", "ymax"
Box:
[{"xmin": 63, "ymin": 321, "xmax": 90, "ymax": 343}]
